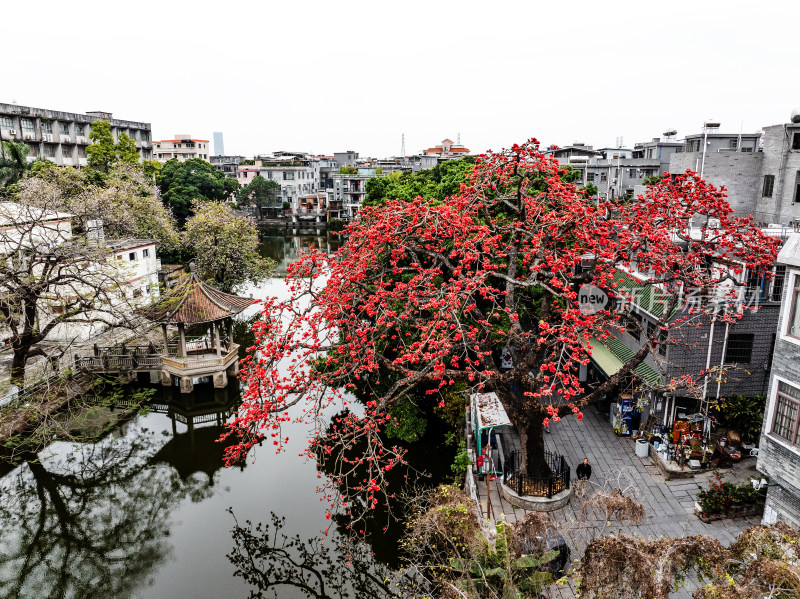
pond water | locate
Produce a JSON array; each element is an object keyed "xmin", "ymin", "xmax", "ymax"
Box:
[{"xmin": 0, "ymin": 230, "xmax": 454, "ymax": 599}]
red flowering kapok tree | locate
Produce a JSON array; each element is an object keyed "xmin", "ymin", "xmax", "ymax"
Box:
[{"xmin": 223, "ymin": 140, "xmax": 779, "ymax": 521}]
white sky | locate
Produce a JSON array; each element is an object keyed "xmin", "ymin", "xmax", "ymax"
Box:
[{"xmin": 5, "ymin": 0, "xmax": 799, "ymax": 158}]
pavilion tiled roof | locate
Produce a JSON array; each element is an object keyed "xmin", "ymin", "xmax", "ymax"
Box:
[{"xmin": 139, "ymin": 269, "xmax": 254, "ymax": 324}]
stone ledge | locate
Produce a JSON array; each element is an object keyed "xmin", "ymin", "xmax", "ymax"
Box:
[{"xmin": 500, "ymin": 482, "xmax": 571, "ymax": 512}]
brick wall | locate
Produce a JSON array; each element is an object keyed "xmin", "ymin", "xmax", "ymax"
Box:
[{"xmin": 669, "ymin": 151, "xmax": 764, "ymax": 218}]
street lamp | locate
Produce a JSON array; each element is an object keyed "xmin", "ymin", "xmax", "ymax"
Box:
[{"xmin": 699, "ymin": 121, "xmax": 720, "ymax": 180}]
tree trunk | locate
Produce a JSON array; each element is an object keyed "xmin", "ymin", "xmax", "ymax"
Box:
[
  {"xmin": 513, "ymin": 409, "xmax": 551, "ymax": 478},
  {"xmin": 497, "ymin": 388, "xmax": 551, "ymax": 478},
  {"xmin": 11, "ymin": 349, "xmax": 27, "ymax": 386}
]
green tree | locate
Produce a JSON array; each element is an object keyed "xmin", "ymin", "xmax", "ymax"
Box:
[
  {"xmin": 85, "ymin": 120, "xmax": 141, "ymax": 174},
  {"xmin": 157, "ymin": 158, "xmax": 239, "ymax": 223},
  {"xmin": 643, "ymin": 174, "xmax": 663, "ymax": 186},
  {"xmin": 364, "ymin": 158, "xmax": 475, "ymax": 206},
  {"xmin": 237, "ymin": 175, "xmax": 281, "ymax": 213},
  {"xmin": 0, "ymin": 140, "xmax": 31, "ymax": 189},
  {"xmin": 581, "ymin": 181, "xmax": 599, "ymax": 197},
  {"xmin": 116, "ymin": 131, "xmax": 141, "ymax": 165},
  {"xmin": 183, "ymin": 200, "xmax": 273, "ymax": 292}
]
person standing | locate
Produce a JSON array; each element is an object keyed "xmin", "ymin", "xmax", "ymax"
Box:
[
  {"xmin": 576, "ymin": 458, "xmax": 592, "ymax": 481},
  {"xmin": 574, "ymin": 457, "xmax": 592, "ymax": 496}
]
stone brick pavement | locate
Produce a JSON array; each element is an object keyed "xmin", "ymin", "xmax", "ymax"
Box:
[{"xmin": 474, "ymin": 405, "xmax": 765, "ymax": 598}]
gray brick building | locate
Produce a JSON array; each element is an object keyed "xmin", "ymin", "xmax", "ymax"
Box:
[
  {"xmin": 757, "ymin": 232, "xmax": 800, "ymax": 527},
  {"xmin": 668, "ymin": 113, "xmax": 800, "ymax": 227},
  {"xmin": 585, "ymin": 244, "xmax": 785, "ymax": 429}
]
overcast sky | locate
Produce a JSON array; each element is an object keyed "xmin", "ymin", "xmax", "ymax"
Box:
[{"xmin": 6, "ymin": 0, "xmax": 799, "ymax": 158}]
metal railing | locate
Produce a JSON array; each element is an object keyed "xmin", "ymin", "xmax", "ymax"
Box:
[{"xmin": 503, "ymin": 450, "xmax": 570, "ymax": 499}]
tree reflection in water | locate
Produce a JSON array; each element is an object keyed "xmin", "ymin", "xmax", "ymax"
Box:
[
  {"xmin": 228, "ymin": 508, "xmax": 405, "ymax": 599},
  {"xmin": 0, "ymin": 416, "xmax": 222, "ymax": 598}
]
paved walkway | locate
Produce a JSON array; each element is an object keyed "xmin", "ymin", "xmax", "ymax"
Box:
[{"xmin": 474, "ymin": 405, "xmax": 765, "ymax": 598}]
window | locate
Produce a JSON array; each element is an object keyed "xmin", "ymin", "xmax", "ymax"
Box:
[
  {"xmin": 795, "ymin": 171, "xmax": 800, "ymax": 204},
  {"xmin": 0, "ymin": 116, "xmax": 12, "ymax": 129},
  {"xmin": 21, "ymin": 119, "xmax": 34, "ymax": 133},
  {"xmin": 746, "ymin": 268, "xmax": 764, "ymax": 302},
  {"xmin": 730, "ymin": 138, "xmax": 739, "ymax": 150},
  {"xmin": 772, "ymin": 380, "xmax": 800, "ymax": 445},
  {"xmin": 75, "ymin": 125, "xmax": 85, "ymax": 137},
  {"xmin": 129, "ymin": 252, "xmax": 136, "ymax": 261},
  {"xmin": 792, "ymin": 132, "xmax": 800, "ymax": 151},
  {"xmin": 586, "ymin": 172, "xmax": 595, "ymax": 182},
  {"xmin": 61, "ymin": 145, "xmax": 73, "ymax": 157},
  {"xmin": 59, "ymin": 123, "xmax": 70, "ymax": 135},
  {"xmin": 762, "ymin": 174, "xmax": 775, "ymax": 197},
  {"xmin": 771, "ymin": 265, "xmax": 786, "ymax": 302},
  {"xmin": 43, "ymin": 144, "xmax": 56, "ymax": 157},
  {"xmin": 787, "ymin": 277, "xmax": 800, "ymax": 339},
  {"xmin": 600, "ymin": 172, "xmax": 607, "ymax": 182},
  {"xmin": 626, "ymin": 311, "xmax": 642, "ymax": 341},
  {"xmin": 741, "ymin": 147, "xmax": 753, "ymax": 153},
  {"xmin": 685, "ymin": 139, "xmax": 701, "ymax": 152},
  {"xmin": 724, "ymin": 333, "xmax": 754, "ymax": 364},
  {"xmin": 629, "ymin": 169, "xmax": 637, "ymax": 178},
  {"xmin": 77, "ymin": 146, "xmax": 86, "ymax": 158},
  {"xmin": 142, "ymin": 248, "xmax": 149, "ymax": 258},
  {"xmin": 41, "ymin": 121, "xmax": 52, "ymax": 134},
  {"xmin": 658, "ymin": 329, "xmax": 667, "ymax": 356}
]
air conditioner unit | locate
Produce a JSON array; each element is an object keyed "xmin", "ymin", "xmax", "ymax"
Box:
[
  {"xmin": 77, "ymin": 136, "xmax": 86, "ymax": 144},
  {"xmin": 44, "ymin": 134, "xmax": 53, "ymax": 142},
  {"xmin": 63, "ymin": 136, "xmax": 71, "ymax": 143},
  {"xmin": 23, "ymin": 134, "xmax": 33, "ymax": 140},
  {"xmin": 8, "ymin": 129, "xmax": 16, "ymax": 135}
]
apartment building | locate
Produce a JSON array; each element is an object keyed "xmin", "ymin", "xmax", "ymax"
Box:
[
  {"xmin": 210, "ymin": 155, "xmax": 244, "ymax": 179},
  {"xmin": 0, "ymin": 103, "xmax": 152, "ymax": 166},
  {"xmin": 257, "ymin": 152, "xmax": 319, "ymax": 209},
  {"xmin": 423, "ymin": 138, "xmax": 470, "ymax": 159},
  {"xmin": 757, "ymin": 232, "xmax": 800, "ymax": 527},
  {"xmin": 583, "ymin": 226, "xmax": 788, "ymax": 430},
  {"xmin": 152, "ymin": 135, "xmax": 211, "ymax": 162}
]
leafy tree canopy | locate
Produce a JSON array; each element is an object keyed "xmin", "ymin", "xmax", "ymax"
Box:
[
  {"xmin": 237, "ymin": 175, "xmax": 281, "ymax": 209},
  {"xmin": 183, "ymin": 200, "xmax": 273, "ymax": 292},
  {"xmin": 364, "ymin": 158, "xmax": 475, "ymax": 206},
  {"xmin": 85, "ymin": 120, "xmax": 141, "ymax": 174},
  {"xmin": 17, "ymin": 162, "xmax": 180, "ymax": 257},
  {"xmin": 0, "ymin": 140, "xmax": 31, "ymax": 190},
  {"xmin": 157, "ymin": 158, "xmax": 239, "ymax": 223}
]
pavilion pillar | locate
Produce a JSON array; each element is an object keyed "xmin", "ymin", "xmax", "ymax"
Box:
[
  {"xmin": 161, "ymin": 324, "xmax": 169, "ymax": 356},
  {"xmin": 179, "ymin": 323, "xmax": 187, "ymax": 357},
  {"xmin": 160, "ymin": 370, "xmax": 172, "ymax": 387},
  {"xmin": 214, "ymin": 320, "xmax": 222, "ymax": 357},
  {"xmin": 180, "ymin": 376, "xmax": 194, "ymax": 394},
  {"xmin": 227, "ymin": 318, "xmax": 233, "ymax": 350},
  {"xmin": 213, "ymin": 371, "xmax": 228, "ymax": 388}
]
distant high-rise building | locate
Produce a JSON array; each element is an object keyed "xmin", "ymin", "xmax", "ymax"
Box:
[{"xmin": 213, "ymin": 132, "xmax": 224, "ymax": 156}]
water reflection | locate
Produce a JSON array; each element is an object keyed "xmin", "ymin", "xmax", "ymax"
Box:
[
  {"xmin": 228, "ymin": 508, "xmax": 401, "ymax": 599},
  {"xmin": 0, "ymin": 425, "xmax": 195, "ymax": 599},
  {"xmin": 258, "ymin": 228, "xmax": 343, "ymax": 274}
]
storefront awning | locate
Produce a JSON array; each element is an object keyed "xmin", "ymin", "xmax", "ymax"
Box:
[
  {"xmin": 582, "ymin": 336, "xmax": 663, "ymax": 385},
  {"xmin": 471, "ymin": 392, "xmax": 511, "ymax": 431}
]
